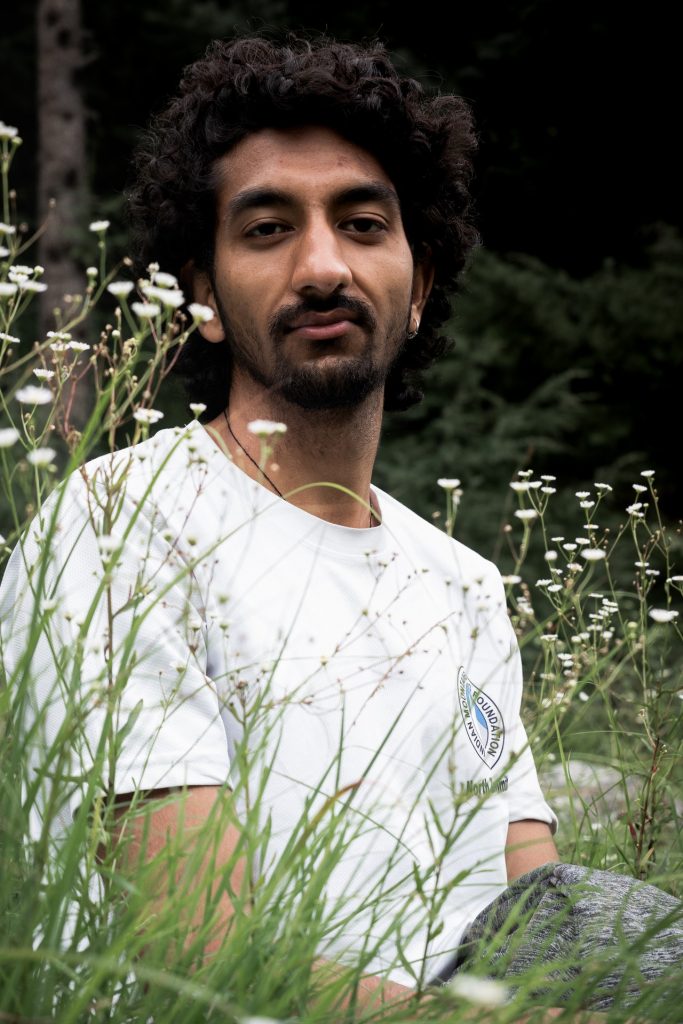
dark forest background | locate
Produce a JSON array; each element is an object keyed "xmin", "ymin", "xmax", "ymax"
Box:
[{"xmin": 1, "ymin": 0, "xmax": 680, "ymax": 566}]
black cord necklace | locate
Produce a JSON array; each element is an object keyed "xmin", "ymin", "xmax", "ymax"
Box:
[
  {"xmin": 223, "ymin": 410, "xmax": 283, "ymax": 497},
  {"xmin": 223, "ymin": 410, "xmax": 378, "ymax": 528}
]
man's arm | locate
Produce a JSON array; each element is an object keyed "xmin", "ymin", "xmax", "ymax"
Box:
[
  {"xmin": 505, "ymin": 819, "xmax": 559, "ymax": 881},
  {"xmin": 110, "ymin": 785, "xmax": 414, "ymax": 1011},
  {"xmin": 113, "ymin": 794, "xmax": 609, "ymax": 1023}
]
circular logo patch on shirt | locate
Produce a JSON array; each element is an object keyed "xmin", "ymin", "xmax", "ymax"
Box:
[{"xmin": 457, "ymin": 666, "xmax": 505, "ymax": 769}]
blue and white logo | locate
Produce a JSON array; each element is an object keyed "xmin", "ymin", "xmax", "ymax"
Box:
[{"xmin": 457, "ymin": 667, "xmax": 505, "ymax": 769}]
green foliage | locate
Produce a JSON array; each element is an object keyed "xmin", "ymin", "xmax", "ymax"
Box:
[{"xmin": 376, "ymin": 233, "xmax": 683, "ymax": 562}]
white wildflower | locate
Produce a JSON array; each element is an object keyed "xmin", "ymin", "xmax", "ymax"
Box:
[
  {"xmin": 437, "ymin": 477, "xmax": 461, "ymax": 490},
  {"xmin": 0, "ymin": 427, "xmax": 20, "ymax": 447},
  {"xmin": 547, "ymin": 583, "xmax": 563, "ymax": 592},
  {"xmin": 47, "ymin": 330, "xmax": 71, "ymax": 341},
  {"xmin": 248, "ymin": 419, "xmax": 288, "ymax": 437},
  {"xmin": 89, "ymin": 219, "xmax": 110, "ymax": 232},
  {"xmin": 594, "ymin": 482, "xmax": 613, "ymax": 491},
  {"xmin": 632, "ymin": 483, "xmax": 647, "ymax": 493},
  {"xmin": 448, "ymin": 973, "xmax": 509, "ymax": 1008},
  {"xmin": 0, "ymin": 245, "xmax": 9, "ymax": 257},
  {"xmin": 16, "ymin": 385, "xmax": 53, "ymax": 405},
  {"xmin": 582, "ymin": 548, "xmax": 606, "ymax": 561},
  {"xmin": 528, "ymin": 480, "xmax": 542, "ymax": 488},
  {"xmin": 566, "ymin": 562, "xmax": 583, "ymax": 571},
  {"xmin": 562, "ymin": 543, "xmax": 578, "ymax": 551},
  {"xmin": 142, "ymin": 283, "xmax": 184, "ymax": 307},
  {"xmin": 18, "ymin": 280, "xmax": 48, "ymax": 293},
  {"xmin": 86, "ymin": 266, "xmax": 98, "ymax": 278},
  {"xmin": 517, "ymin": 469, "xmax": 533, "ymax": 478},
  {"xmin": 151, "ymin": 271, "xmax": 178, "ymax": 288},
  {"xmin": 541, "ymin": 634, "xmax": 558, "ymax": 643},
  {"xmin": 510, "ymin": 481, "xmax": 530, "ymax": 492},
  {"xmin": 241, "ymin": 1017, "xmax": 284, "ymax": 1024},
  {"xmin": 641, "ymin": 470, "xmax": 655, "ymax": 478},
  {"xmin": 645, "ymin": 569, "xmax": 660, "ymax": 577},
  {"xmin": 514, "ymin": 508, "xmax": 538, "ymax": 521},
  {"xmin": 131, "ymin": 301, "xmax": 161, "ymax": 319},
  {"xmin": 501, "ymin": 574, "xmax": 522, "ymax": 585},
  {"xmin": 33, "ymin": 369, "xmax": 55, "ymax": 380},
  {"xmin": 540, "ymin": 474, "xmax": 556, "ymax": 482},
  {"xmin": 8, "ymin": 265, "xmax": 33, "ymax": 282},
  {"xmin": 0, "ymin": 332, "xmax": 19, "ymax": 344},
  {"xmin": 580, "ymin": 500, "xmax": 595, "ymax": 509},
  {"xmin": 551, "ymin": 536, "xmax": 564, "ymax": 542},
  {"xmin": 0, "ymin": 122, "xmax": 19, "ymax": 140},
  {"xmin": 0, "ymin": 223, "xmax": 16, "ymax": 235},
  {"xmin": 68, "ymin": 341, "xmax": 90, "ymax": 352},
  {"xmin": 667, "ymin": 576, "xmax": 683, "ymax": 583},
  {"xmin": 575, "ymin": 491, "xmax": 590, "ymax": 499},
  {"xmin": 536, "ymin": 579, "xmax": 552, "ymax": 587},
  {"xmin": 97, "ymin": 535, "xmax": 120, "ymax": 555},
  {"xmin": 541, "ymin": 486, "xmax": 557, "ymax": 494},
  {"xmin": 544, "ymin": 550, "xmax": 558, "ymax": 562},
  {"xmin": 133, "ymin": 408, "xmax": 164, "ymax": 425},
  {"xmin": 187, "ymin": 302, "xmax": 215, "ymax": 323},
  {"xmin": 107, "ymin": 281, "xmax": 135, "ymax": 299},
  {"xmin": 189, "ymin": 402, "xmax": 207, "ymax": 415},
  {"xmin": 26, "ymin": 447, "xmax": 56, "ymax": 467},
  {"xmin": 648, "ymin": 609, "xmax": 679, "ymax": 624},
  {"xmin": 626, "ymin": 503, "xmax": 644, "ymax": 515},
  {"xmin": 0, "ymin": 282, "xmax": 18, "ymax": 297}
]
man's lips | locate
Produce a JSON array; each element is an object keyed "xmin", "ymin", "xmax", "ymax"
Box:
[{"xmin": 285, "ymin": 310, "xmax": 359, "ymax": 341}]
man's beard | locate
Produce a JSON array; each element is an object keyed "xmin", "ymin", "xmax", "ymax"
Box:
[{"xmin": 214, "ymin": 292, "xmax": 411, "ymax": 410}]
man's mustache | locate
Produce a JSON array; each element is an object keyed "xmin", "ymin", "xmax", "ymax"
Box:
[{"xmin": 268, "ymin": 295, "xmax": 377, "ymax": 338}]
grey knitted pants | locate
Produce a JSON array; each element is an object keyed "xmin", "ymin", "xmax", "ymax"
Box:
[{"xmin": 435, "ymin": 863, "xmax": 683, "ymax": 1015}]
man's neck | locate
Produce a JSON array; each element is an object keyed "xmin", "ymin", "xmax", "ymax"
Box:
[{"xmin": 207, "ymin": 380, "xmax": 384, "ymax": 529}]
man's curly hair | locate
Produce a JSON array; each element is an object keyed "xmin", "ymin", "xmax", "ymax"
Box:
[{"xmin": 126, "ymin": 34, "xmax": 479, "ymax": 414}]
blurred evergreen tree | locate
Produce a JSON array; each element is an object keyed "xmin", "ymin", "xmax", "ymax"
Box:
[{"xmin": 376, "ymin": 226, "xmax": 683, "ymax": 558}]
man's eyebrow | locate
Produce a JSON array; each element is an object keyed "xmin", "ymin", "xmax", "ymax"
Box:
[
  {"xmin": 335, "ymin": 183, "xmax": 401, "ymax": 211},
  {"xmin": 224, "ymin": 181, "xmax": 401, "ymax": 221},
  {"xmin": 225, "ymin": 187, "xmax": 292, "ymax": 221}
]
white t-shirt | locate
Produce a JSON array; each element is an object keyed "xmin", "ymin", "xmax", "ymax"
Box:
[{"xmin": 1, "ymin": 420, "xmax": 555, "ymax": 986}]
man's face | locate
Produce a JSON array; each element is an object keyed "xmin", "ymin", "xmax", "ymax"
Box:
[{"xmin": 195, "ymin": 125, "xmax": 432, "ymax": 410}]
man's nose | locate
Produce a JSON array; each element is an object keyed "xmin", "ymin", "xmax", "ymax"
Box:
[{"xmin": 290, "ymin": 223, "xmax": 353, "ymax": 297}]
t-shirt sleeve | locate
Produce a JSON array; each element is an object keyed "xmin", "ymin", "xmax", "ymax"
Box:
[
  {"xmin": 478, "ymin": 564, "xmax": 557, "ymax": 834},
  {"xmin": 502, "ymin": 637, "xmax": 558, "ymax": 833},
  {"xmin": 0, "ymin": 467, "xmax": 230, "ymax": 835}
]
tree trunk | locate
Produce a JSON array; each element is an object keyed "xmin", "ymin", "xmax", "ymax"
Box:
[{"xmin": 37, "ymin": 0, "xmax": 91, "ymax": 430}]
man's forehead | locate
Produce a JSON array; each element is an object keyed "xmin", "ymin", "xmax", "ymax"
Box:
[{"xmin": 212, "ymin": 125, "xmax": 399, "ymax": 209}]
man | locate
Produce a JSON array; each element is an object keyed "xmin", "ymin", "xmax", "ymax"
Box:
[{"xmin": 2, "ymin": 34, "xmax": 680, "ymax": 1018}]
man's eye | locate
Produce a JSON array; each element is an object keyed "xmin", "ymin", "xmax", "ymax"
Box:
[
  {"xmin": 246, "ymin": 222, "xmax": 289, "ymax": 238},
  {"xmin": 344, "ymin": 218, "xmax": 385, "ymax": 234}
]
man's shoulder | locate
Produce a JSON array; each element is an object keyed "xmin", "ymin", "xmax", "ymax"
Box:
[
  {"xmin": 82, "ymin": 421, "xmax": 203, "ymax": 482},
  {"xmin": 376, "ymin": 487, "xmax": 502, "ymax": 586},
  {"xmin": 28, "ymin": 423, "xmax": 207, "ymax": 537}
]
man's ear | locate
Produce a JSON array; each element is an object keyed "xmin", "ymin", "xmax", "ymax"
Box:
[
  {"xmin": 410, "ymin": 246, "xmax": 435, "ymax": 333},
  {"xmin": 187, "ymin": 263, "xmax": 225, "ymax": 343}
]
